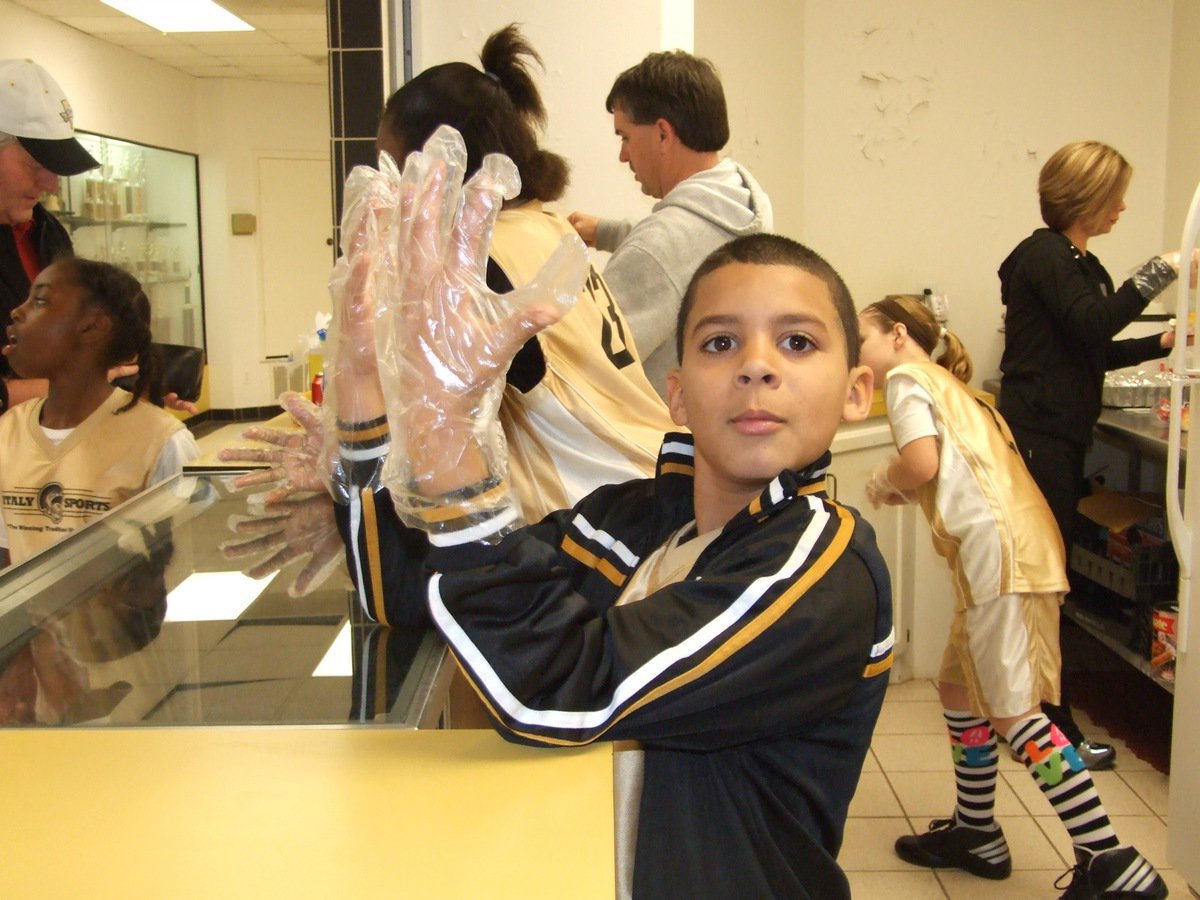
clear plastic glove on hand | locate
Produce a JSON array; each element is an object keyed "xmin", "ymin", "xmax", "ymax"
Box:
[
  {"xmin": 370, "ymin": 126, "xmax": 588, "ymax": 531},
  {"xmin": 322, "ymin": 151, "xmax": 407, "ymax": 501},
  {"xmin": 1142, "ymin": 248, "xmax": 1200, "ymax": 314},
  {"xmin": 218, "ymin": 391, "xmax": 326, "ymax": 505},
  {"xmin": 219, "ymin": 492, "xmax": 343, "ymax": 598},
  {"xmin": 1131, "ymin": 255, "xmax": 1179, "ymax": 301},
  {"xmin": 865, "ymin": 459, "xmax": 915, "ymax": 508}
]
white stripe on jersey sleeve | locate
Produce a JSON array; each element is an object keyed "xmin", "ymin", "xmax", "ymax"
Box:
[{"xmin": 427, "ymin": 496, "xmax": 831, "ymax": 734}]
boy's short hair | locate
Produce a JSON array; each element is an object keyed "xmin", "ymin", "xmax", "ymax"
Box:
[
  {"xmin": 675, "ymin": 234, "xmax": 861, "ymax": 367},
  {"xmin": 605, "ymin": 51, "xmax": 729, "ymax": 153}
]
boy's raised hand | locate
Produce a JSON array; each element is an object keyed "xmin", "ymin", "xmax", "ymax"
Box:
[
  {"xmin": 219, "ymin": 391, "xmax": 326, "ymax": 504},
  {"xmin": 330, "ymin": 151, "xmax": 404, "ymax": 387},
  {"xmin": 220, "ymin": 492, "xmax": 343, "ymax": 598},
  {"xmin": 375, "ymin": 126, "xmax": 588, "ymax": 509},
  {"xmin": 320, "ymin": 150, "xmax": 405, "ymax": 499}
]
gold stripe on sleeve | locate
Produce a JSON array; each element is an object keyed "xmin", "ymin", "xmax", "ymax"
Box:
[
  {"xmin": 339, "ymin": 421, "xmax": 390, "ymax": 443},
  {"xmin": 491, "ymin": 505, "xmax": 859, "ymax": 748},
  {"xmin": 660, "ymin": 462, "xmax": 695, "ymax": 477},
  {"xmin": 360, "ymin": 487, "xmax": 389, "ymax": 626},
  {"xmin": 561, "ymin": 534, "xmax": 628, "ymax": 587},
  {"xmin": 373, "ymin": 630, "xmax": 390, "ymax": 711},
  {"xmin": 863, "ymin": 654, "xmax": 894, "ymax": 678},
  {"xmin": 403, "ymin": 483, "xmax": 512, "ymax": 525}
]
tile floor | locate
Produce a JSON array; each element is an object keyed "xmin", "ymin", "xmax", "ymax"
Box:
[{"xmin": 841, "ymin": 678, "xmax": 1188, "ymax": 898}]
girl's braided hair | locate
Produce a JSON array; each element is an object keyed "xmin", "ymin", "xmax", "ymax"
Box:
[{"xmin": 56, "ymin": 257, "xmax": 163, "ymax": 412}]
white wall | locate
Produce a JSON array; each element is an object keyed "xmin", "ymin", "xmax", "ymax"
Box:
[
  {"xmin": 409, "ymin": 1, "xmax": 1190, "ymax": 388},
  {"xmin": 797, "ymin": 0, "xmax": 1172, "ymax": 385},
  {"xmin": 695, "ymin": 0, "xmax": 804, "ymax": 244},
  {"xmin": 1166, "ymin": 0, "xmax": 1200, "ymax": 251},
  {"xmin": 194, "ymin": 78, "xmax": 329, "ymax": 408},
  {"xmin": 406, "ymin": 0, "xmax": 691, "ymax": 229},
  {"xmin": 2, "ymin": 0, "xmax": 331, "ymax": 409},
  {"xmin": 0, "ymin": 3, "xmax": 198, "ymax": 159}
]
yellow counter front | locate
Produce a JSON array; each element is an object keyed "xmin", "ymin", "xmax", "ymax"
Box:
[{"xmin": 1, "ymin": 727, "xmax": 615, "ymax": 899}]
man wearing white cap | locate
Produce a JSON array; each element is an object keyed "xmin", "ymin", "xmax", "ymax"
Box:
[{"xmin": 0, "ymin": 58, "xmax": 99, "ymax": 414}]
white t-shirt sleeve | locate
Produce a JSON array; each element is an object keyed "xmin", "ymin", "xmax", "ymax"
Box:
[
  {"xmin": 150, "ymin": 428, "xmax": 202, "ymax": 485},
  {"xmin": 885, "ymin": 373, "xmax": 939, "ymax": 450}
]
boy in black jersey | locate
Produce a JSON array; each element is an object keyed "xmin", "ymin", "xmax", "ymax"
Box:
[{"xmin": 332, "ymin": 128, "xmax": 891, "ymax": 899}]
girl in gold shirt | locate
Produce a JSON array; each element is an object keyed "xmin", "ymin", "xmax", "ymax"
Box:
[{"xmin": 0, "ymin": 258, "xmax": 196, "ymax": 565}]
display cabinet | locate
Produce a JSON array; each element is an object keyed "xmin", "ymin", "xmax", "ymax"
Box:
[
  {"xmin": 46, "ymin": 132, "xmax": 205, "ymax": 353},
  {"xmin": 0, "ymin": 474, "xmax": 451, "ymax": 727}
]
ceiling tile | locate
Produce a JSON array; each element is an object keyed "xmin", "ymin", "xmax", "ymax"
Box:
[
  {"xmin": 180, "ymin": 30, "xmax": 278, "ymax": 47},
  {"xmin": 278, "ymin": 41, "xmax": 328, "ymax": 55},
  {"xmin": 185, "ymin": 41, "xmax": 295, "ymax": 57},
  {"xmin": 180, "ymin": 64, "xmax": 247, "ymax": 77},
  {"xmin": 31, "ymin": 0, "xmax": 330, "ymax": 87},
  {"xmin": 11, "ymin": 0, "xmax": 101, "ymax": 15},
  {"xmin": 60, "ymin": 15, "xmax": 158, "ymax": 34},
  {"xmin": 222, "ymin": 0, "xmax": 325, "ymax": 12},
  {"xmin": 93, "ymin": 31, "xmax": 185, "ymax": 47},
  {"xmin": 240, "ymin": 13, "xmax": 326, "ymax": 31},
  {"xmin": 142, "ymin": 49, "xmax": 224, "ymax": 65}
]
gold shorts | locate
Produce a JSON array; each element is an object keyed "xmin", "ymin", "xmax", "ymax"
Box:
[{"xmin": 938, "ymin": 592, "xmax": 1063, "ymax": 719}]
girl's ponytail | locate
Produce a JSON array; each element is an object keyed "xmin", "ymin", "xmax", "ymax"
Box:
[
  {"xmin": 862, "ymin": 294, "xmax": 975, "ymax": 385},
  {"xmin": 936, "ymin": 329, "xmax": 973, "ymax": 384}
]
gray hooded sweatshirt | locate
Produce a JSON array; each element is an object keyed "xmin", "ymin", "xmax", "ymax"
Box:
[{"xmin": 594, "ymin": 158, "xmax": 774, "ymax": 399}]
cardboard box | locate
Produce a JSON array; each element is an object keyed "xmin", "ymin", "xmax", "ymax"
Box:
[
  {"xmin": 1078, "ymin": 487, "xmax": 1164, "ymax": 538},
  {"xmin": 1074, "ymin": 487, "xmax": 1177, "ymax": 600}
]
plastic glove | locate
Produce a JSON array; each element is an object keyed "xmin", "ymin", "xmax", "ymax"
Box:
[
  {"xmin": 219, "ymin": 492, "xmax": 343, "ymax": 598},
  {"xmin": 373, "ymin": 126, "xmax": 588, "ymax": 532},
  {"xmin": 217, "ymin": 392, "xmax": 326, "ymax": 505},
  {"xmin": 1154, "ymin": 249, "xmax": 1200, "ymax": 316},
  {"xmin": 866, "ymin": 459, "xmax": 915, "ymax": 508},
  {"xmin": 1131, "ymin": 255, "xmax": 1179, "ymax": 301},
  {"xmin": 322, "ymin": 151, "xmax": 406, "ymax": 501}
]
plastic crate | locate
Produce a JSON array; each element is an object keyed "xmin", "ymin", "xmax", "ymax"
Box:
[{"xmin": 1069, "ymin": 542, "xmax": 1178, "ymax": 605}]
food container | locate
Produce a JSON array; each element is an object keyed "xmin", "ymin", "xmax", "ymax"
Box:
[
  {"xmin": 1150, "ymin": 603, "xmax": 1177, "ymax": 683},
  {"xmin": 1102, "ymin": 371, "xmax": 1170, "ymax": 408}
]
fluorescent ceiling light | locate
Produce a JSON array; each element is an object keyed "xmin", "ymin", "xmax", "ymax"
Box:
[
  {"xmin": 312, "ymin": 623, "xmax": 352, "ymax": 677},
  {"xmin": 100, "ymin": 0, "xmax": 253, "ymax": 33},
  {"xmin": 164, "ymin": 570, "xmax": 275, "ymax": 622}
]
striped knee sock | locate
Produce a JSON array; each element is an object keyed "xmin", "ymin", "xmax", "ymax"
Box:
[
  {"xmin": 945, "ymin": 709, "xmax": 998, "ymax": 829},
  {"xmin": 1006, "ymin": 715, "xmax": 1120, "ymax": 855}
]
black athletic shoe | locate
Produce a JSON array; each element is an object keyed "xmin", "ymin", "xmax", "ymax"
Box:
[
  {"xmin": 1056, "ymin": 846, "xmax": 1168, "ymax": 899},
  {"xmin": 1076, "ymin": 740, "xmax": 1118, "ymax": 771},
  {"xmin": 1014, "ymin": 738, "xmax": 1116, "ymax": 768},
  {"xmin": 895, "ymin": 817, "xmax": 1012, "ymax": 880}
]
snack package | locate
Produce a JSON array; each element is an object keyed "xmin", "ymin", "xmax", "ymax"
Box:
[{"xmin": 1150, "ymin": 604, "xmax": 1177, "ymax": 683}]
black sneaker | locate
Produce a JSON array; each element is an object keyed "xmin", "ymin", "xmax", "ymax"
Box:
[
  {"xmin": 1056, "ymin": 846, "xmax": 1167, "ymax": 899},
  {"xmin": 1077, "ymin": 740, "xmax": 1118, "ymax": 771},
  {"xmin": 895, "ymin": 817, "xmax": 1012, "ymax": 879}
]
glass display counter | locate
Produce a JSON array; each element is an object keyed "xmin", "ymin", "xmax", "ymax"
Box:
[{"xmin": 0, "ymin": 474, "xmax": 450, "ymax": 728}]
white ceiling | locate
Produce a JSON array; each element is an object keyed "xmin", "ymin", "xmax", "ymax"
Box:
[{"xmin": 11, "ymin": 0, "xmax": 327, "ymax": 86}]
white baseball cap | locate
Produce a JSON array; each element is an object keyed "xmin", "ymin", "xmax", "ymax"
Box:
[{"xmin": 0, "ymin": 58, "xmax": 99, "ymax": 176}]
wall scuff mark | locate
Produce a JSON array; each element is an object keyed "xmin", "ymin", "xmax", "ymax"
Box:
[{"xmin": 853, "ymin": 18, "xmax": 939, "ymax": 164}]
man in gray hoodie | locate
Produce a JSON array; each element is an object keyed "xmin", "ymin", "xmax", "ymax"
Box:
[{"xmin": 569, "ymin": 51, "xmax": 773, "ymax": 399}]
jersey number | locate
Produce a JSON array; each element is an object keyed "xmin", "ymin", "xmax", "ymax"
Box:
[{"xmin": 586, "ymin": 268, "xmax": 636, "ymax": 370}]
